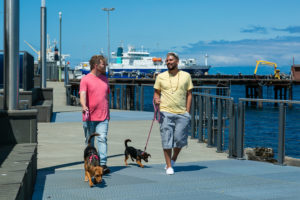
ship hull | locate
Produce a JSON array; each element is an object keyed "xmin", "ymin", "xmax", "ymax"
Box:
[{"xmin": 108, "ymin": 66, "xmax": 210, "ymax": 78}]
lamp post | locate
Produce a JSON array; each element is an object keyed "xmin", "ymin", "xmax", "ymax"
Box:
[
  {"xmin": 40, "ymin": 0, "xmax": 47, "ymax": 88},
  {"xmin": 59, "ymin": 11, "xmax": 63, "ymax": 84},
  {"xmin": 102, "ymin": 8, "xmax": 115, "ymax": 68},
  {"xmin": 4, "ymin": 0, "xmax": 20, "ymax": 110}
]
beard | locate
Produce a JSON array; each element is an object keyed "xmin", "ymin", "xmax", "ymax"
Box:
[{"xmin": 167, "ymin": 63, "xmax": 177, "ymax": 71}]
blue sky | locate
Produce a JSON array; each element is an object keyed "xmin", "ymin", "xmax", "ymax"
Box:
[{"xmin": 1, "ymin": 0, "xmax": 300, "ymax": 67}]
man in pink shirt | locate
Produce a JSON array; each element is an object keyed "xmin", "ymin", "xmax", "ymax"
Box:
[{"xmin": 80, "ymin": 55, "xmax": 110, "ymax": 174}]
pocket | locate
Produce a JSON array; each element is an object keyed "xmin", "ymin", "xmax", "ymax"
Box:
[
  {"xmin": 184, "ymin": 112, "xmax": 191, "ymax": 119},
  {"xmin": 159, "ymin": 112, "xmax": 165, "ymax": 124}
]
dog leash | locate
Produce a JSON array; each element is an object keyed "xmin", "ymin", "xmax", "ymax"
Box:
[
  {"xmin": 84, "ymin": 110, "xmax": 90, "ymax": 121},
  {"xmin": 142, "ymin": 100, "xmax": 160, "ymax": 154}
]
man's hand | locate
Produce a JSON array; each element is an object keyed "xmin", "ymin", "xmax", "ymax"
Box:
[
  {"xmin": 153, "ymin": 89, "xmax": 161, "ymax": 105},
  {"xmin": 82, "ymin": 105, "xmax": 89, "ymax": 113},
  {"xmin": 80, "ymin": 91, "xmax": 88, "ymax": 113},
  {"xmin": 154, "ymin": 97, "xmax": 160, "ymax": 105}
]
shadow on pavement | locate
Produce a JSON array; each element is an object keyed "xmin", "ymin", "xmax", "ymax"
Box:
[
  {"xmin": 174, "ymin": 165, "xmax": 207, "ymax": 172},
  {"xmin": 126, "ymin": 163, "xmax": 152, "ymax": 168},
  {"xmin": 105, "ymin": 165, "xmax": 128, "ymax": 174},
  {"xmin": 0, "ymin": 145, "xmax": 15, "ymax": 167},
  {"xmin": 93, "ymin": 179, "xmax": 108, "ymax": 188}
]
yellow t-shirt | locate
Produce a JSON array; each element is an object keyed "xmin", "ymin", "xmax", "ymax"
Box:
[{"xmin": 154, "ymin": 70, "xmax": 193, "ymax": 114}]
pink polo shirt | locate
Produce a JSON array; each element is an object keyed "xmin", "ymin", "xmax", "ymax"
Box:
[{"xmin": 79, "ymin": 73, "xmax": 110, "ymax": 121}]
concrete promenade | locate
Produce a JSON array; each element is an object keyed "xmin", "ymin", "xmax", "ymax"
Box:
[{"xmin": 31, "ymin": 82, "xmax": 300, "ymax": 200}]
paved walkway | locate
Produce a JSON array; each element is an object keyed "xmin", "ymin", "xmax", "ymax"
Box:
[{"xmin": 31, "ymin": 82, "xmax": 300, "ymax": 200}]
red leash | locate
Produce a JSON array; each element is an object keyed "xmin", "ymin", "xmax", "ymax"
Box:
[{"xmin": 143, "ymin": 100, "xmax": 160, "ymax": 153}]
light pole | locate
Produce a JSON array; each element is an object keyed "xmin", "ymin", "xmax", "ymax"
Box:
[
  {"xmin": 59, "ymin": 11, "xmax": 63, "ymax": 84},
  {"xmin": 102, "ymin": 8, "xmax": 115, "ymax": 68},
  {"xmin": 40, "ymin": 0, "xmax": 47, "ymax": 88},
  {"xmin": 4, "ymin": 0, "xmax": 20, "ymax": 110}
]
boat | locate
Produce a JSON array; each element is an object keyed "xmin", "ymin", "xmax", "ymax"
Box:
[
  {"xmin": 109, "ymin": 46, "xmax": 211, "ymax": 78},
  {"xmin": 74, "ymin": 45, "xmax": 211, "ymax": 78},
  {"xmin": 74, "ymin": 61, "xmax": 90, "ymax": 79},
  {"xmin": 24, "ymin": 37, "xmax": 71, "ymax": 76}
]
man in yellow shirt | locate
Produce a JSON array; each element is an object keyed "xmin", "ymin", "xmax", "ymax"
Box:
[{"xmin": 153, "ymin": 52, "xmax": 193, "ymax": 175}]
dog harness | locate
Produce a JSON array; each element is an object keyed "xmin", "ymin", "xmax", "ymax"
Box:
[{"xmin": 89, "ymin": 154, "xmax": 99, "ymax": 163}]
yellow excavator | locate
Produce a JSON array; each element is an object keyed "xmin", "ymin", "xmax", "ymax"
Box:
[
  {"xmin": 24, "ymin": 40, "xmax": 40, "ymax": 61},
  {"xmin": 254, "ymin": 60, "xmax": 281, "ymax": 79}
]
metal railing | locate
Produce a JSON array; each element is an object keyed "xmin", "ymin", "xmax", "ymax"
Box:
[
  {"xmin": 109, "ymin": 84, "xmax": 154, "ymax": 111},
  {"xmin": 68, "ymin": 82, "xmax": 300, "ymax": 164},
  {"xmin": 238, "ymin": 98, "xmax": 300, "ymax": 165},
  {"xmin": 190, "ymin": 93, "xmax": 236, "ymax": 156},
  {"xmin": 193, "ymin": 86, "xmax": 231, "ymax": 97},
  {"xmin": 191, "ymin": 93, "xmax": 300, "ymax": 165}
]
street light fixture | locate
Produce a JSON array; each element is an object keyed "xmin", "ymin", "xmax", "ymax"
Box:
[{"xmin": 102, "ymin": 8, "xmax": 115, "ymax": 69}]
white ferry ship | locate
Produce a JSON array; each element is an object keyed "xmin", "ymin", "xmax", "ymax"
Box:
[{"xmin": 75, "ymin": 46, "xmax": 211, "ymax": 78}]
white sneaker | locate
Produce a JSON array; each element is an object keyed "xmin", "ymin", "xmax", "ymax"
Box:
[
  {"xmin": 164, "ymin": 160, "xmax": 175, "ymax": 170},
  {"xmin": 166, "ymin": 167, "xmax": 174, "ymax": 175}
]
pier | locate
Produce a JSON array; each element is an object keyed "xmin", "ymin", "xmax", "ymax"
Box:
[
  {"xmin": 34, "ymin": 82, "xmax": 300, "ymax": 199},
  {"xmin": 67, "ymin": 75, "xmax": 299, "ymax": 109},
  {"xmin": 1, "ymin": 81, "xmax": 300, "ymax": 199},
  {"xmin": 2, "ymin": 1, "xmax": 300, "ymax": 199}
]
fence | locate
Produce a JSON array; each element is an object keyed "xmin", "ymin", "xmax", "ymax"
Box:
[
  {"xmin": 109, "ymin": 84, "xmax": 153, "ymax": 111},
  {"xmin": 238, "ymin": 98, "xmax": 300, "ymax": 164},
  {"xmin": 190, "ymin": 93, "xmax": 237, "ymax": 157},
  {"xmin": 191, "ymin": 93, "xmax": 300, "ymax": 165},
  {"xmin": 67, "ymin": 82, "xmax": 300, "ymax": 164}
]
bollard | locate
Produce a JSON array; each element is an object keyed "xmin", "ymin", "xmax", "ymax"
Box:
[
  {"xmin": 237, "ymin": 101, "xmax": 245, "ymax": 159},
  {"xmin": 135, "ymin": 85, "xmax": 139, "ymax": 111},
  {"xmin": 140, "ymin": 85, "xmax": 144, "ymax": 111},
  {"xmin": 116, "ymin": 88, "xmax": 120, "ymax": 109},
  {"xmin": 130, "ymin": 86, "xmax": 134, "ymax": 110},
  {"xmin": 198, "ymin": 96, "xmax": 204, "ymax": 143},
  {"xmin": 278, "ymin": 103, "xmax": 286, "ymax": 165},
  {"xmin": 217, "ymin": 98, "xmax": 223, "ymax": 152},
  {"xmin": 228, "ymin": 101, "xmax": 236, "ymax": 158},
  {"xmin": 110, "ymin": 85, "xmax": 115, "ymax": 109},
  {"xmin": 66, "ymin": 85, "xmax": 71, "ymax": 105},
  {"xmin": 122, "ymin": 85, "xmax": 126, "ymax": 110},
  {"xmin": 207, "ymin": 97, "xmax": 213, "ymax": 147},
  {"xmin": 190, "ymin": 94, "xmax": 195, "ymax": 139},
  {"xmin": 126, "ymin": 85, "xmax": 130, "ymax": 110}
]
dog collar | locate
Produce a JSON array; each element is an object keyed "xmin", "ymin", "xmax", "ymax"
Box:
[{"xmin": 89, "ymin": 154, "xmax": 99, "ymax": 163}]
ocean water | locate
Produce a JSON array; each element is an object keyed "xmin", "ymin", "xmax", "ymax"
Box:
[{"xmin": 138, "ymin": 66, "xmax": 300, "ymax": 159}]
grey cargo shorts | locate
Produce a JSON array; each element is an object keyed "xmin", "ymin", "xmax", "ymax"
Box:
[{"xmin": 159, "ymin": 111, "xmax": 191, "ymax": 149}]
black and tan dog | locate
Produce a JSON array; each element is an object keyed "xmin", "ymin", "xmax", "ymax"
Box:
[
  {"xmin": 84, "ymin": 133, "xmax": 103, "ymax": 187},
  {"xmin": 124, "ymin": 139, "xmax": 151, "ymax": 168}
]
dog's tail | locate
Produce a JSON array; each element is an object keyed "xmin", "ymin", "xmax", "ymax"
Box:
[
  {"xmin": 88, "ymin": 133, "xmax": 100, "ymax": 146},
  {"xmin": 125, "ymin": 139, "xmax": 131, "ymax": 148}
]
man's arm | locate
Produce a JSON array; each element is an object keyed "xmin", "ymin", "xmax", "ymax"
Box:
[
  {"xmin": 80, "ymin": 91, "xmax": 88, "ymax": 112},
  {"xmin": 153, "ymin": 89, "xmax": 161, "ymax": 105},
  {"xmin": 186, "ymin": 90, "xmax": 192, "ymax": 113}
]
